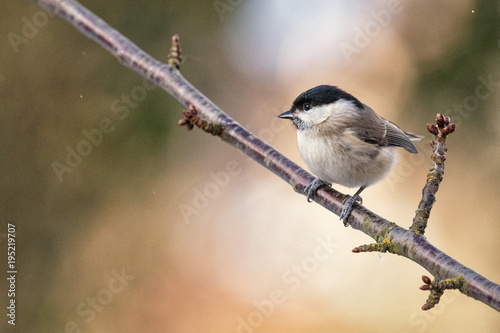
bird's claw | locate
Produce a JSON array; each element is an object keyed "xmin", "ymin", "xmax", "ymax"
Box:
[
  {"xmin": 305, "ymin": 179, "xmax": 363, "ymax": 227},
  {"xmin": 340, "ymin": 195, "xmax": 362, "ymax": 227},
  {"xmin": 305, "ymin": 178, "xmax": 330, "ymax": 202}
]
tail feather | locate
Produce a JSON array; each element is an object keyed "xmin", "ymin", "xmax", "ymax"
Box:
[{"xmin": 404, "ymin": 132, "xmax": 424, "ymax": 142}]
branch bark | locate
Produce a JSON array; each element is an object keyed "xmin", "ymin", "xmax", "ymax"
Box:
[{"xmin": 34, "ymin": 0, "xmax": 500, "ymax": 312}]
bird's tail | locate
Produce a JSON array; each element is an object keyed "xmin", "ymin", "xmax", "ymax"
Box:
[{"xmin": 404, "ymin": 132, "xmax": 424, "ymax": 141}]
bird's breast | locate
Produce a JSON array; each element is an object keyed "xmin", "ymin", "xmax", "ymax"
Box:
[{"xmin": 296, "ymin": 130, "xmax": 398, "ymax": 188}]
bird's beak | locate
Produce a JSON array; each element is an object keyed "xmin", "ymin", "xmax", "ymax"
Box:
[{"xmin": 278, "ymin": 110, "xmax": 293, "ymax": 119}]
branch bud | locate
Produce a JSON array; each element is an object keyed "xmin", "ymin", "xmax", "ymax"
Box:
[
  {"xmin": 427, "ymin": 124, "xmax": 439, "ymax": 135},
  {"xmin": 422, "ymin": 275, "xmax": 432, "ymax": 285}
]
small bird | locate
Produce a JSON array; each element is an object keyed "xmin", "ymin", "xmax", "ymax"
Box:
[{"xmin": 278, "ymin": 85, "xmax": 422, "ymax": 226}]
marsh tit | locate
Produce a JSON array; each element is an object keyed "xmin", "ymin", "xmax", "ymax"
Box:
[{"xmin": 278, "ymin": 85, "xmax": 422, "ymax": 226}]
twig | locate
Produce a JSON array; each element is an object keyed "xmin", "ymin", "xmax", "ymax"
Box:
[
  {"xmin": 167, "ymin": 34, "xmax": 182, "ymax": 70},
  {"xmin": 33, "ymin": 0, "xmax": 500, "ymax": 312},
  {"xmin": 420, "ymin": 275, "xmax": 466, "ymax": 310},
  {"xmin": 410, "ymin": 114, "xmax": 456, "ymax": 235},
  {"xmin": 178, "ymin": 104, "xmax": 224, "ymax": 135}
]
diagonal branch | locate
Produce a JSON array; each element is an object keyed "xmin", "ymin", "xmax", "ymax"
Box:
[{"xmin": 34, "ymin": 0, "xmax": 500, "ymax": 312}]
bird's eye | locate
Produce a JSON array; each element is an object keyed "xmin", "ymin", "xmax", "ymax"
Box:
[{"xmin": 303, "ymin": 103, "xmax": 312, "ymax": 111}]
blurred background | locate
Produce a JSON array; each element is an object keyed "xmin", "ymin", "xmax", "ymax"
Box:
[{"xmin": 1, "ymin": 0, "xmax": 500, "ymax": 332}]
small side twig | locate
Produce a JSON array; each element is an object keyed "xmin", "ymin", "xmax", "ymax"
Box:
[
  {"xmin": 167, "ymin": 34, "xmax": 182, "ymax": 70},
  {"xmin": 420, "ymin": 275, "xmax": 466, "ymax": 310},
  {"xmin": 178, "ymin": 104, "xmax": 224, "ymax": 136},
  {"xmin": 352, "ymin": 237, "xmax": 392, "ymax": 253},
  {"xmin": 410, "ymin": 113, "xmax": 456, "ymax": 235}
]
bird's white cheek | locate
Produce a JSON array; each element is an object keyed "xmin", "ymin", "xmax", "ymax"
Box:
[{"xmin": 296, "ymin": 108, "xmax": 330, "ymax": 126}]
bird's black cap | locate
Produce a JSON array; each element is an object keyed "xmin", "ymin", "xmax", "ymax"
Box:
[{"xmin": 292, "ymin": 85, "xmax": 363, "ymax": 110}]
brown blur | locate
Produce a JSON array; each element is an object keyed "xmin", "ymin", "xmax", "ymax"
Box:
[{"xmin": 1, "ymin": 0, "xmax": 500, "ymax": 332}]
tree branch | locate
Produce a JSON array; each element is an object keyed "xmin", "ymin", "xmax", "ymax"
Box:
[{"xmin": 34, "ymin": 0, "xmax": 500, "ymax": 312}]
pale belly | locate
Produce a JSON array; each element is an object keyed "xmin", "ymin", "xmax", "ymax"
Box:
[{"xmin": 297, "ymin": 131, "xmax": 398, "ymax": 188}]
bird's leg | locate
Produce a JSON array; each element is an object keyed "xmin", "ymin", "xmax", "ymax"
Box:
[
  {"xmin": 305, "ymin": 178, "xmax": 331, "ymax": 202},
  {"xmin": 340, "ymin": 186, "xmax": 366, "ymax": 227}
]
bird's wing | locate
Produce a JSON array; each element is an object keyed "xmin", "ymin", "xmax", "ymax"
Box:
[
  {"xmin": 349, "ymin": 104, "xmax": 388, "ymax": 146},
  {"xmin": 384, "ymin": 120, "xmax": 419, "ymax": 154},
  {"xmin": 349, "ymin": 105, "xmax": 420, "ymax": 154}
]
